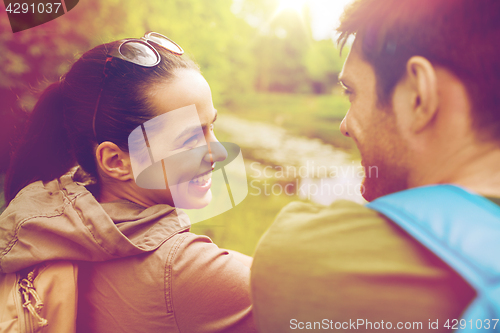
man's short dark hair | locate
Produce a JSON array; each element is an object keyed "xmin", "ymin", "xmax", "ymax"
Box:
[{"xmin": 337, "ymin": 0, "xmax": 500, "ymax": 141}]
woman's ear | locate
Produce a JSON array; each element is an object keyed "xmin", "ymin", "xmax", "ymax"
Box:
[
  {"xmin": 95, "ymin": 142, "xmax": 134, "ymax": 181},
  {"xmin": 405, "ymin": 56, "xmax": 439, "ymax": 133}
]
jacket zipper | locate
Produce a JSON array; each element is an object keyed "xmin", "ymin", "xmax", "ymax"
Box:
[{"xmin": 19, "ymin": 269, "xmax": 48, "ymax": 331}]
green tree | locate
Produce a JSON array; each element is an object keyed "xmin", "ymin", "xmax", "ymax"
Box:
[
  {"xmin": 253, "ymin": 8, "xmax": 313, "ymax": 93},
  {"xmin": 234, "ymin": 0, "xmax": 349, "ymax": 94}
]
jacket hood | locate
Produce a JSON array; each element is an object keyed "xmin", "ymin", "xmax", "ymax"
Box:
[{"xmin": 0, "ymin": 170, "xmax": 190, "ymax": 273}]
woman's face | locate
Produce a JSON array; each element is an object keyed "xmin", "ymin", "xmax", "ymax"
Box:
[{"xmin": 133, "ymin": 69, "xmax": 227, "ymax": 209}]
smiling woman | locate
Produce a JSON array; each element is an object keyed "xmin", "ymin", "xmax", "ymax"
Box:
[{"xmin": 0, "ymin": 32, "xmax": 256, "ymax": 333}]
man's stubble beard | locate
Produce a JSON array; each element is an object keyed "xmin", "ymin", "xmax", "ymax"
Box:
[
  {"xmin": 359, "ymin": 113, "xmax": 410, "ymax": 202},
  {"xmin": 361, "ymin": 156, "xmax": 409, "ymax": 202}
]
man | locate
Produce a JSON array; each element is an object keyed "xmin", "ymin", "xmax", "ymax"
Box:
[{"xmin": 251, "ymin": 0, "xmax": 500, "ymax": 331}]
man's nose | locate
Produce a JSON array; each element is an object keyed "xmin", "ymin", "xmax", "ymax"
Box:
[{"xmin": 340, "ymin": 112, "xmax": 350, "ymax": 137}]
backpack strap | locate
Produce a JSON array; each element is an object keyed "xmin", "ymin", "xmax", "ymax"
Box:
[{"xmin": 366, "ymin": 185, "xmax": 500, "ymax": 329}]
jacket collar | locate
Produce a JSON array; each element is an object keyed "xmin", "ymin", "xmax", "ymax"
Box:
[{"xmin": 0, "ymin": 169, "xmax": 190, "ymax": 273}]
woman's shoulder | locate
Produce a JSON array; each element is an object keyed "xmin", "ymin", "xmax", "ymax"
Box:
[
  {"xmin": 156, "ymin": 231, "xmax": 250, "ymax": 283},
  {"xmin": 93, "ymin": 231, "xmax": 254, "ymax": 332},
  {"xmin": 110, "ymin": 230, "xmax": 250, "ymax": 286},
  {"xmin": 162, "ymin": 231, "xmax": 255, "ymax": 332}
]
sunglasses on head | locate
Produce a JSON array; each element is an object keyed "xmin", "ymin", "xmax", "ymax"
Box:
[
  {"xmin": 108, "ymin": 32, "xmax": 184, "ymax": 67},
  {"xmin": 93, "ymin": 32, "xmax": 183, "ymax": 139}
]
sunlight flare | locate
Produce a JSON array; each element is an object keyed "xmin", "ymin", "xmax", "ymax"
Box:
[{"xmin": 276, "ymin": 0, "xmax": 308, "ymax": 13}]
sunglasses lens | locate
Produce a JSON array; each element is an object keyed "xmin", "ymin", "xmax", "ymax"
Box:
[
  {"xmin": 119, "ymin": 41, "xmax": 159, "ymax": 66},
  {"xmin": 147, "ymin": 33, "xmax": 184, "ymax": 55}
]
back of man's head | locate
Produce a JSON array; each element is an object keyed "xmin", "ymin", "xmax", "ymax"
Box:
[{"xmin": 338, "ymin": 0, "xmax": 500, "ymax": 142}]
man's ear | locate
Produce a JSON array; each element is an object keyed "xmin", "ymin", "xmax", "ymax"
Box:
[
  {"xmin": 405, "ymin": 56, "xmax": 439, "ymax": 133},
  {"xmin": 95, "ymin": 142, "xmax": 134, "ymax": 181}
]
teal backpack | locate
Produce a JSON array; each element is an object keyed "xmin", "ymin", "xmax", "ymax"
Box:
[{"xmin": 367, "ymin": 185, "xmax": 500, "ymax": 332}]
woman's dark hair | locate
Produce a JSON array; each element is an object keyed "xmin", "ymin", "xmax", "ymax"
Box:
[{"xmin": 4, "ymin": 39, "xmax": 199, "ymax": 204}]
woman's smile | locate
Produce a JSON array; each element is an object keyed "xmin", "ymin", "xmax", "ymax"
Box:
[{"xmin": 189, "ymin": 170, "xmax": 212, "ymax": 193}]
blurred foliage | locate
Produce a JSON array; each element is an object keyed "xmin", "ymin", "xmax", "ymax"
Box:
[
  {"xmin": 223, "ymin": 92, "xmax": 356, "ymax": 152},
  {"xmin": 0, "ymin": 0, "xmax": 257, "ymax": 108},
  {"xmin": 305, "ymin": 39, "xmax": 348, "ymax": 93},
  {"xmin": 235, "ymin": 0, "xmax": 347, "ymax": 93},
  {"xmin": 0, "ymin": 0, "xmax": 349, "ymax": 170}
]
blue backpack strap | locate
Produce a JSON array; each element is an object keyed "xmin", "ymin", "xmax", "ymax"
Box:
[{"xmin": 366, "ymin": 185, "xmax": 500, "ymax": 331}]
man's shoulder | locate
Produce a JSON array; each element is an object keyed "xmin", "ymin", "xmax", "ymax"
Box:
[
  {"xmin": 251, "ymin": 199, "xmax": 475, "ymax": 331},
  {"xmin": 257, "ymin": 199, "xmax": 392, "ymax": 252},
  {"xmin": 253, "ymin": 198, "xmax": 450, "ymax": 270},
  {"xmin": 273, "ymin": 199, "xmax": 379, "ymax": 228}
]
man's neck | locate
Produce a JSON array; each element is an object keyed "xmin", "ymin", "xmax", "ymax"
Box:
[{"xmin": 410, "ymin": 142, "xmax": 500, "ymax": 198}]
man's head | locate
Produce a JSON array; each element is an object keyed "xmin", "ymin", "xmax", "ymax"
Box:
[{"xmin": 337, "ymin": 0, "xmax": 500, "ymax": 201}]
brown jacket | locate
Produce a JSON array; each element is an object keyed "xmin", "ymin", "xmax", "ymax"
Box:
[{"xmin": 0, "ymin": 171, "xmax": 256, "ymax": 332}]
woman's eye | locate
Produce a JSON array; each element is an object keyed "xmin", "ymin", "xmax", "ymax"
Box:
[{"xmin": 183, "ymin": 133, "xmax": 202, "ymax": 148}]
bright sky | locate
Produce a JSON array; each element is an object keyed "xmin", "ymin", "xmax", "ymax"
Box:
[
  {"xmin": 232, "ymin": 0, "xmax": 355, "ymax": 41},
  {"xmin": 306, "ymin": 0, "xmax": 355, "ymax": 40}
]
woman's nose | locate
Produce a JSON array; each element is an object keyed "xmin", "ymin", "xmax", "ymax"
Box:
[{"xmin": 204, "ymin": 141, "xmax": 228, "ymax": 164}]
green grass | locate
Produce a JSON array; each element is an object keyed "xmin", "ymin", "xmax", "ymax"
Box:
[{"xmin": 190, "ymin": 180, "xmax": 298, "ymax": 256}]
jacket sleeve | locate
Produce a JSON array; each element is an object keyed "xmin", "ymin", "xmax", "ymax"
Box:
[{"xmin": 167, "ymin": 232, "xmax": 257, "ymax": 333}]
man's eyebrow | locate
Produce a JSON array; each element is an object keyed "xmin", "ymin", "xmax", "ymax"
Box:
[{"xmin": 174, "ymin": 110, "xmax": 218, "ymax": 141}]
